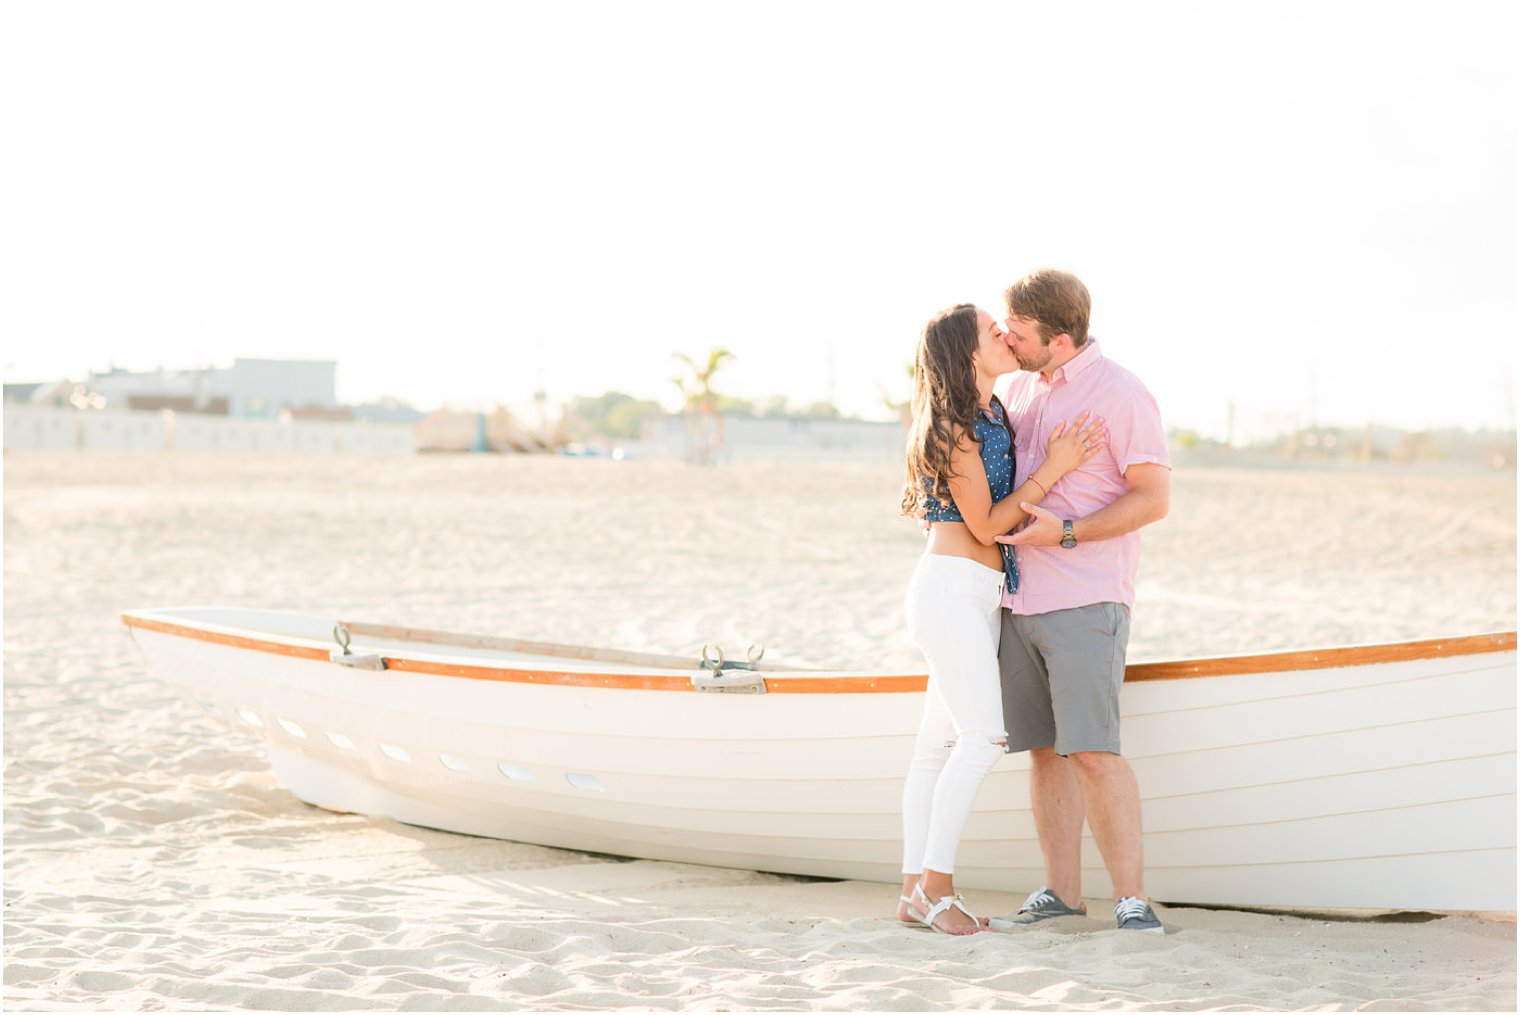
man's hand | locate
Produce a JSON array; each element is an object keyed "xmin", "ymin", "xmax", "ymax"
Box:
[
  {"xmin": 994, "ymin": 464, "xmax": 1170, "ymax": 548},
  {"xmin": 995, "ymin": 502, "xmax": 1063, "ymax": 547}
]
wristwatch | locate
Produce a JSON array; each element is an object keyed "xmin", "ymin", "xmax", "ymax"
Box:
[{"xmin": 1060, "ymin": 520, "xmax": 1077, "ymax": 549}]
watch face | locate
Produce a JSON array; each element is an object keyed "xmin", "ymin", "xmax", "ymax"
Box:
[{"xmin": 1061, "ymin": 536, "xmax": 1077, "ymax": 548}]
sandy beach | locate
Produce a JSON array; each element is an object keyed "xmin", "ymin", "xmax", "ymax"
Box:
[{"xmin": 4, "ymin": 451, "xmax": 1516, "ymax": 1011}]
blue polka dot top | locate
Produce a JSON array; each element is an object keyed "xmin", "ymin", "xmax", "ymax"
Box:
[{"xmin": 920, "ymin": 397, "xmax": 1021, "ymax": 593}]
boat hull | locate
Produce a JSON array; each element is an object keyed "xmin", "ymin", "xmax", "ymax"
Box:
[{"xmin": 124, "ymin": 608, "xmax": 1517, "ymax": 912}]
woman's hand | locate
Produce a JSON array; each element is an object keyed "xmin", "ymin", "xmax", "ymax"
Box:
[{"xmin": 1042, "ymin": 412, "xmax": 1107, "ymax": 478}]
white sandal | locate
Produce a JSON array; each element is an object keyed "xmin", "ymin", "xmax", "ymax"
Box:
[{"xmin": 910, "ymin": 883, "xmax": 984, "ymax": 935}]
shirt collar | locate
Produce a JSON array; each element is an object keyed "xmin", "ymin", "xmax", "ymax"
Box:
[{"xmin": 1047, "ymin": 338, "xmax": 1103, "ymax": 385}]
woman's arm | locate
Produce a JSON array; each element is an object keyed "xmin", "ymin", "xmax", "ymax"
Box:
[{"xmin": 945, "ymin": 415, "xmax": 1106, "ymax": 546}]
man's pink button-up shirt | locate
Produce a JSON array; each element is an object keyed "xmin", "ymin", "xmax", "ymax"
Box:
[{"xmin": 1000, "ymin": 340, "xmax": 1170, "ymax": 615}]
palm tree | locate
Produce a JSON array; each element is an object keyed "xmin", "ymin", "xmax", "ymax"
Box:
[{"xmin": 672, "ymin": 347, "xmax": 736, "ymax": 465}]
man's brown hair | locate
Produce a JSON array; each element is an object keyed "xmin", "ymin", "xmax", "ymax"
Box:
[{"xmin": 1004, "ymin": 269, "xmax": 1090, "ymax": 347}]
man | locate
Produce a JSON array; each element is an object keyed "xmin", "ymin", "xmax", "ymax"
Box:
[{"xmin": 990, "ymin": 269, "xmax": 1171, "ymax": 933}]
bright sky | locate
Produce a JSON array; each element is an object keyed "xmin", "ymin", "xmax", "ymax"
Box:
[{"xmin": 2, "ymin": 1, "xmax": 1515, "ymax": 437}]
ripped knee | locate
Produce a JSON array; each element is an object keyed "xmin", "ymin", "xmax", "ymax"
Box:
[
  {"xmin": 960, "ymin": 729, "xmax": 1008, "ymax": 749},
  {"xmin": 952, "ymin": 730, "xmax": 1009, "ymax": 764}
]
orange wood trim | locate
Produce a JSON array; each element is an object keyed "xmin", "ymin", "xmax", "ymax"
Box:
[
  {"xmin": 122, "ymin": 614, "xmax": 331, "ymax": 662},
  {"xmin": 1122, "ymin": 631, "xmax": 1517, "ymax": 682},
  {"xmin": 123, "ymin": 613, "xmax": 1515, "ymax": 693},
  {"xmin": 768, "ymin": 675, "xmax": 929, "ymax": 694},
  {"xmin": 383, "ymin": 659, "xmax": 930, "ymax": 694}
]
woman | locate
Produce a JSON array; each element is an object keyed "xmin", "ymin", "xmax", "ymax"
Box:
[{"xmin": 897, "ymin": 303, "xmax": 1103, "ymax": 934}]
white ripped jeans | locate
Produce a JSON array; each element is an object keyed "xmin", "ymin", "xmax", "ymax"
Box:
[{"xmin": 902, "ymin": 553, "xmax": 1008, "ymax": 875}]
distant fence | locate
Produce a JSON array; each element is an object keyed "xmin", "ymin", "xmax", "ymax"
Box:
[{"xmin": 3, "ymin": 406, "xmax": 415, "ymax": 454}]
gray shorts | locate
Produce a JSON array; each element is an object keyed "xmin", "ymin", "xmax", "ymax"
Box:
[{"xmin": 999, "ymin": 603, "xmax": 1130, "ymax": 756}]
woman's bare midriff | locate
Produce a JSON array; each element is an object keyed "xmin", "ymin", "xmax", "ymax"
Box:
[{"xmin": 925, "ymin": 522, "xmax": 1004, "ymax": 574}]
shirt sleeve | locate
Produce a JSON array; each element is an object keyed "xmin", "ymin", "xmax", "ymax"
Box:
[{"xmin": 1107, "ymin": 382, "xmax": 1171, "ymax": 475}]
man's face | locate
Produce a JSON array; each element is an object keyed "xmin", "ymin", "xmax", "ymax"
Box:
[{"xmin": 1003, "ymin": 314, "xmax": 1053, "ymax": 372}]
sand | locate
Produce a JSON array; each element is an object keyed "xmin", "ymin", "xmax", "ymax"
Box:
[{"xmin": 4, "ymin": 451, "xmax": 1516, "ymax": 1011}]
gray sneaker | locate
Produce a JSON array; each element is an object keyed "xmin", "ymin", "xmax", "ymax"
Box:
[
  {"xmin": 988, "ymin": 887, "xmax": 1088, "ymax": 929},
  {"xmin": 1114, "ymin": 896, "xmax": 1163, "ymax": 933}
]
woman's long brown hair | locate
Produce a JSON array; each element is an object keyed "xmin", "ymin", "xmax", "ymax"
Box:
[{"xmin": 900, "ymin": 303, "xmax": 985, "ymax": 517}]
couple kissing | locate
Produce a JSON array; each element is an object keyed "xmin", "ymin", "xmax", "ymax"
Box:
[{"xmin": 899, "ymin": 268, "xmax": 1171, "ymax": 935}]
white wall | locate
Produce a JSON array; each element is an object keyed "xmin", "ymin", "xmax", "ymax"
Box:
[
  {"xmin": 82, "ymin": 410, "xmax": 170, "ymax": 450},
  {"xmin": 3, "ymin": 406, "xmax": 414, "ymax": 454},
  {"xmin": 645, "ymin": 413, "xmax": 905, "ymax": 463},
  {"xmin": 4, "ymin": 405, "xmax": 81, "ymax": 449}
]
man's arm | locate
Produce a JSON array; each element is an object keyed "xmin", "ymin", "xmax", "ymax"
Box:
[{"xmin": 996, "ymin": 463, "xmax": 1170, "ymax": 547}]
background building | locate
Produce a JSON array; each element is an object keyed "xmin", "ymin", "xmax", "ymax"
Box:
[
  {"xmin": 3, "ymin": 358, "xmax": 412, "ymax": 454},
  {"xmin": 220, "ymin": 358, "xmax": 337, "ymax": 418},
  {"xmin": 80, "ymin": 359, "xmax": 338, "ymax": 418}
]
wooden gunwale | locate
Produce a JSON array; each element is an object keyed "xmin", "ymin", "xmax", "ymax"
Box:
[
  {"xmin": 121, "ymin": 613, "xmax": 1516, "ymax": 694},
  {"xmin": 1124, "ymin": 632, "xmax": 1516, "ymax": 681}
]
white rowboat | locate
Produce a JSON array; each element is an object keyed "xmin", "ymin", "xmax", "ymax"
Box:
[{"xmin": 122, "ymin": 607, "xmax": 1517, "ymax": 913}]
